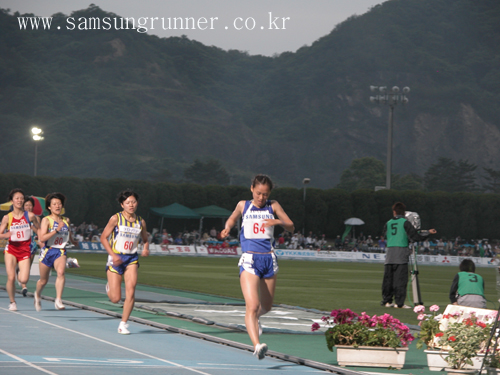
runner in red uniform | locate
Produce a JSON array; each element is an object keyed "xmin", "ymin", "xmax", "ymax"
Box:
[{"xmin": 0, "ymin": 189, "xmax": 39, "ymax": 311}]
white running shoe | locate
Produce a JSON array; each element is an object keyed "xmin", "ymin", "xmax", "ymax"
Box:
[
  {"xmin": 118, "ymin": 321, "xmax": 130, "ymax": 335},
  {"xmin": 385, "ymin": 302, "xmax": 395, "ymax": 307},
  {"xmin": 54, "ymin": 299, "xmax": 65, "ymax": 310},
  {"xmin": 9, "ymin": 302, "xmax": 17, "ymax": 311},
  {"xmin": 258, "ymin": 320, "xmax": 263, "ymax": 336},
  {"xmin": 34, "ymin": 291, "xmax": 41, "ymax": 312},
  {"xmin": 253, "ymin": 343, "xmax": 268, "ymax": 360},
  {"xmin": 394, "ymin": 304, "xmax": 412, "ymax": 309}
]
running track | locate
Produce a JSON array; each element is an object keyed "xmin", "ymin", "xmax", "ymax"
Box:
[{"xmin": 0, "ymin": 292, "xmax": 334, "ymax": 375}]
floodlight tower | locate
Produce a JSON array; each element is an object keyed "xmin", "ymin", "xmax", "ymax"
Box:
[
  {"xmin": 31, "ymin": 126, "xmax": 44, "ymax": 176},
  {"xmin": 369, "ymin": 86, "xmax": 410, "ymax": 190}
]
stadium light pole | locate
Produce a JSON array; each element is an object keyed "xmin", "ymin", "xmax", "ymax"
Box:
[
  {"xmin": 302, "ymin": 178, "xmax": 310, "ymax": 235},
  {"xmin": 369, "ymin": 86, "xmax": 410, "ymax": 190},
  {"xmin": 31, "ymin": 126, "xmax": 44, "ymax": 176}
]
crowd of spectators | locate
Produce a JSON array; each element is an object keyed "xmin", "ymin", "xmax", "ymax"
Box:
[
  {"xmin": 71, "ymin": 221, "xmax": 499, "ymax": 258},
  {"xmin": 273, "ymin": 231, "xmax": 499, "ymax": 258}
]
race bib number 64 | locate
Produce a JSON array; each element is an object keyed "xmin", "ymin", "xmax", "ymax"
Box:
[{"xmin": 244, "ymin": 219, "xmax": 273, "ymax": 239}]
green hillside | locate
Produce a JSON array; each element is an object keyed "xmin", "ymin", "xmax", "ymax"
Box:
[{"xmin": 1, "ymin": 0, "xmax": 499, "ymax": 188}]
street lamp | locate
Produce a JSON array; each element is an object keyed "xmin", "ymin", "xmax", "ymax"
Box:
[
  {"xmin": 302, "ymin": 178, "xmax": 310, "ymax": 234},
  {"xmin": 31, "ymin": 127, "xmax": 44, "ymax": 176},
  {"xmin": 369, "ymin": 86, "xmax": 410, "ymax": 190}
]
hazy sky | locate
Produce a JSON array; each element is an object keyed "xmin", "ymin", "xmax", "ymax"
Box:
[{"xmin": 4, "ymin": 0, "xmax": 386, "ymax": 56}]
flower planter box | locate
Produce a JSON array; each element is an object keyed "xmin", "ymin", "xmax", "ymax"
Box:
[
  {"xmin": 425, "ymin": 350, "xmax": 486, "ymax": 372},
  {"xmin": 336, "ymin": 345, "xmax": 408, "ymax": 369},
  {"xmin": 486, "ymin": 367, "xmax": 500, "ymax": 375},
  {"xmin": 445, "ymin": 368, "xmax": 478, "ymax": 375}
]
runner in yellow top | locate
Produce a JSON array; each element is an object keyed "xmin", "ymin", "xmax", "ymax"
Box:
[
  {"xmin": 100, "ymin": 189, "xmax": 150, "ymax": 334},
  {"xmin": 34, "ymin": 192, "xmax": 78, "ymax": 311}
]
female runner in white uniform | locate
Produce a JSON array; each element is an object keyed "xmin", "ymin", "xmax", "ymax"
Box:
[
  {"xmin": 100, "ymin": 190, "xmax": 149, "ymax": 334},
  {"xmin": 35, "ymin": 192, "xmax": 78, "ymax": 311},
  {"xmin": 221, "ymin": 174, "xmax": 294, "ymax": 360}
]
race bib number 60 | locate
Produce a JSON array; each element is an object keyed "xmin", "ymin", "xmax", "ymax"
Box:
[{"xmin": 244, "ymin": 219, "xmax": 273, "ymax": 239}]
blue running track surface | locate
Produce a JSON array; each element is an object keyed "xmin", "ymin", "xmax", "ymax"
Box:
[{"xmin": 0, "ymin": 291, "xmax": 328, "ymax": 375}]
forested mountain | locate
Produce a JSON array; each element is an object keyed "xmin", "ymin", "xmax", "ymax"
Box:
[{"xmin": 1, "ymin": 0, "xmax": 499, "ymax": 188}]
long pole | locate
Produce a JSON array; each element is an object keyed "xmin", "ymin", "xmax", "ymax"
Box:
[
  {"xmin": 34, "ymin": 142, "xmax": 38, "ymax": 177},
  {"xmin": 302, "ymin": 185, "xmax": 306, "ymax": 235},
  {"xmin": 386, "ymin": 105, "xmax": 394, "ymax": 189}
]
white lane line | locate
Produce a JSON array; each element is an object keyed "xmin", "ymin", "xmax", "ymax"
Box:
[
  {"xmin": 0, "ymin": 348, "xmax": 59, "ymax": 375},
  {"xmin": 0, "ymin": 308, "xmax": 212, "ymax": 375}
]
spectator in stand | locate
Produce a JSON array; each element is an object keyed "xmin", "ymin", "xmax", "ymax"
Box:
[
  {"xmin": 437, "ymin": 239, "xmax": 445, "ymax": 255},
  {"xmin": 343, "ymin": 237, "xmax": 350, "ymax": 249},
  {"xmin": 479, "ymin": 242, "xmax": 485, "ymax": 257},
  {"xmin": 153, "ymin": 231, "xmax": 162, "ymax": 244},
  {"xmin": 366, "ymin": 235, "xmax": 374, "ymax": 247},
  {"xmin": 174, "ymin": 234, "xmax": 183, "ymax": 245},
  {"xmin": 378, "ymin": 236, "xmax": 387, "ymax": 252},
  {"xmin": 485, "ymin": 242, "xmax": 493, "ymax": 257},
  {"xmin": 277, "ymin": 234, "xmax": 285, "ymax": 248},
  {"xmin": 201, "ymin": 231, "xmax": 210, "ymax": 242},
  {"xmin": 299, "ymin": 233, "xmax": 306, "ymax": 249},
  {"xmin": 161, "ymin": 229, "xmax": 169, "ymax": 245},
  {"xmin": 446, "ymin": 240, "xmax": 453, "ymax": 255},
  {"xmin": 334, "ymin": 235, "xmax": 342, "ymax": 249},
  {"xmin": 210, "ymin": 226, "xmax": 217, "ymax": 238},
  {"xmin": 290, "ymin": 233, "xmax": 299, "ymax": 249},
  {"xmin": 358, "ymin": 232, "xmax": 366, "ymax": 242},
  {"xmin": 76, "ymin": 222, "xmax": 86, "ymax": 237},
  {"xmin": 422, "ymin": 239, "xmax": 431, "ymax": 254},
  {"xmin": 305, "ymin": 232, "xmax": 314, "ymax": 248},
  {"xmin": 318, "ymin": 234, "xmax": 327, "ymax": 249}
]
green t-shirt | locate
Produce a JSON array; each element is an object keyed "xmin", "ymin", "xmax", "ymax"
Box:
[
  {"xmin": 386, "ymin": 218, "xmax": 409, "ymax": 248},
  {"xmin": 457, "ymin": 272, "xmax": 485, "ymax": 297}
]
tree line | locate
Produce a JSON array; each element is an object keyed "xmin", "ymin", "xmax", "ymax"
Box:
[
  {"xmin": 337, "ymin": 157, "xmax": 500, "ymax": 194},
  {"xmin": 1, "ymin": 173, "xmax": 499, "ymax": 241}
]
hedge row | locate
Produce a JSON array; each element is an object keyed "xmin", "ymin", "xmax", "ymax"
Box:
[{"xmin": 1, "ymin": 173, "xmax": 500, "ymax": 240}]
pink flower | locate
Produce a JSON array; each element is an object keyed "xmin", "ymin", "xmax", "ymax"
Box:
[
  {"xmin": 488, "ymin": 311, "xmax": 498, "ymax": 320},
  {"xmin": 417, "ymin": 314, "xmax": 426, "ymax": 321},
  {"xmin": 429, "ymin": 305, "xmax": 439, "ymax": 312},
  {"xmin": 414, "ymin": 305, "xmax": 425, "ymax": 313},
  {"xmin": 311, "ymin": 322, "xmax": 320, "ymax": 331}
]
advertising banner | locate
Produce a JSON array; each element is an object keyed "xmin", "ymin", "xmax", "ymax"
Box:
[{"xmin": 207, "ymin": 246, "xmax": 239, "ymax": 256}]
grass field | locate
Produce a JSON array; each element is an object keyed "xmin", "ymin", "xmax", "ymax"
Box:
[{"xmin": 3, "ymin": 252, "xmax": 498, "ymax": 324}]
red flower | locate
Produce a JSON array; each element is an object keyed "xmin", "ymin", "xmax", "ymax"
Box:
[
  {"xmin": 477, "ymin": 322, "xmax": 486, "ymax": 328},
  {"xmin": 449, "ymin": 336, "xmax": 456, "ymax": 342},
  {"xmin": 435, "ymin": 332, "xmax": 444, "ymax": 337}
]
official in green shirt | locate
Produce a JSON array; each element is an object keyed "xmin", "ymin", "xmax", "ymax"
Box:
[
  {"xmin": 381, "ymin": 202, "xmax": 437, "ymax": 309},
  {"xmin": 449, "ymin": 258, "xmax": 486, "ymax": 308}
]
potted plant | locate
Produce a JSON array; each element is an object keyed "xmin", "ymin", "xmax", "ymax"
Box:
[
  {"xmin": 311, "ymin": 308, "xmax": 414, "ymax": 369},
  {"xmin": 416, "ymin": 307, "xmax": 495, "ymax": 374},
  {"xmin": 439, "ymin": 313, "xmax": 490, "ymax": 375},
  {"xmin": 414, "ymin": 304, "xmax": 447, "ymax": 371}
]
